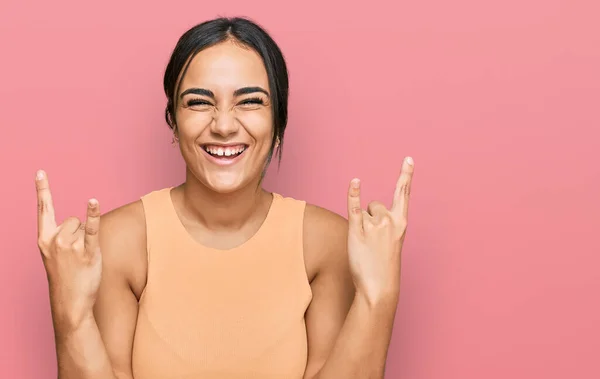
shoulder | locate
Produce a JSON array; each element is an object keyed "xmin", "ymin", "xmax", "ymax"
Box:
[
  {"xmin": 303, "ymin": 203, "xmax": 348, "ymax": 240},
  {"xmin": 101, "ymin": 199, "xmax": 146, "ymax": 234},
  {"xmin": 99, "ymin": 198, "xmax": 148, "ymax": 296},
  {"xmin": 99, "ymin": 187, "xmax": 170, "ymax": 246},
  {"xmin": 302, "ymin": 203, "xmax": 349, "ymax": 280}
]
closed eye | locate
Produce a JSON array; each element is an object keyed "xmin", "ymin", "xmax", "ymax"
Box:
[
  {"xmin": 184, "ymin": 97, "xmax": 265, "ymax": 108},
  {"xmin": 239, "ymin": 97, "xmax": 265, "ymax": 106},
  {"xmin": 186, "ymin": 98, "xmax": 212, "ymax": 107}
]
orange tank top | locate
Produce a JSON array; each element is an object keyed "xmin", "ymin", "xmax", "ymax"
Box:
[{"xmin": 131, "ymin": 188, "xmax": 313, "ymax": 379}]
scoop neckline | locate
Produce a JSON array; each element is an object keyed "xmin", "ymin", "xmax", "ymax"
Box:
[{"xmin": 164, "ymin": 187, "xmax": 280, "ymax": 254}]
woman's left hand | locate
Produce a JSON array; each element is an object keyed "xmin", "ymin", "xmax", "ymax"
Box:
[{"xmin": 346, "ymin": 156, "xmax": 414, "ymax": 305}]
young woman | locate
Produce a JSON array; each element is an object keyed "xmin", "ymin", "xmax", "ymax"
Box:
[{"xmin": 35, "ymin": 17, "xmax": 414, "ymax": 379}]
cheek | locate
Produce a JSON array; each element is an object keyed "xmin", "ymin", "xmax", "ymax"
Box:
[
  {"xmin": 238, "ymin": 110, "xmax": 273, "ymax": 144},
  {"xmin": 177, "ymin": 111, "xmax": 213, "ymax": 138}
]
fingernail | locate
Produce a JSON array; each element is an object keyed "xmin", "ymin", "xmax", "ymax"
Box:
[
  {"xmin": 88, "ymin": 198, "xmax": 98, "ymax": 207},
  {"xmin": 36, "ymin": 170, "xmax": 45, "ymax": 180},
  {"xmin": 351, "ymin": 178, "xmax": 360, "ymax": 188},
  {"xmin": 406, "ymin": 157, "xmax": 414, "ymax": 165}
]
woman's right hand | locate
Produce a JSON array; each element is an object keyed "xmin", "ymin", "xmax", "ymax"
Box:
[{"xmin": 36, "ymin": 170, "xmax": 103, "ymax": 330}]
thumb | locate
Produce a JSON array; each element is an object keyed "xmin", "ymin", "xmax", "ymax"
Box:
[
  {"xmin": 347, "ymin": 178, "xmax": 363, "ymax": 234},
  {"xmin": 84, "ymin": 198, "xmax": 101, "ymax": 256}
]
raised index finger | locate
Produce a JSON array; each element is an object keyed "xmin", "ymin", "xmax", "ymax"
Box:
[
  {"xmin": 84, "ymin": 198, "xmax": 101, "ymax": 256},
  {"xmin": 35, "ymin": 170, "xmax": 57, "ymax": 237},
  {"xmin": 347, "ymin": 178, "xmax": 364, "ymax": 234},
  {"xmin": 391, "ymin": 157, "xmax": 414, "ymax": 219}
]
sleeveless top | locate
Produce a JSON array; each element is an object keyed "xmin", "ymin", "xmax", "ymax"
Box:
[{"xmin": 131, "ymin": 188, "xmax": 313, "ymax": 379}]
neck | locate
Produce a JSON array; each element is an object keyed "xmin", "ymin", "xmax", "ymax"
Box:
[{"xmin": 178, "ymin": 168, "xmax": 269, "ymax": 231}]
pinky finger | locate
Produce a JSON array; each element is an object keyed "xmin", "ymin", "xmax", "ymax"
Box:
[{"xmin": 392, "ymin": 157, "xmax": 414, "ymax": 219}]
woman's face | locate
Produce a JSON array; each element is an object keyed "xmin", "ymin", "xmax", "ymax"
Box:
[{"xmin": 174, "ymin": 40, "xmax": 274, "ymax": 193}]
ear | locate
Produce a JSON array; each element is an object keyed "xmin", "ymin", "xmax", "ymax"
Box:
[
  {"xmin": 171, "ymin": 128, "xmax": 179, "ymax": 145},
  {"xmin": 166, "ymin": 105, "xmax": 177, "ymax": 129}
]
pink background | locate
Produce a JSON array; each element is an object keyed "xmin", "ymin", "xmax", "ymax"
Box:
[{"xmin": 1, "ymin": 0, "xmax": 599, "ymax": 378}]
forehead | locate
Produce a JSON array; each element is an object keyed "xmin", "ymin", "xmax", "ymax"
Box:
[{"xmin": 179, "ymin": 40, "xmax": 269, "ymax": 94}]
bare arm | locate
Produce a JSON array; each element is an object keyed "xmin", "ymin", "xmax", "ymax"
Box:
[
  {"xmin": 92, "ymin": 202, "xmax": 147, "ymax": 379},
  {"xmin": 306, "ymin": 285, "xmax": 398, "ymax": 379},
  {"xmin": 53, "ymin": 314, "xmax": 119, "ymax": 379},
  {"xmin": 37, "ymin": 171, "xmax": 146, "ymax": 379},
  {"xmin": 302, "ymin": 205, "xmax": 355, "ymax": 378},
  {"xmin": 303, "ymin": 206, "xmax": 396, "ymax": 379},
  {"xmin": 303, "ymin": 159, "xmax": 414, "ymax": 379}
]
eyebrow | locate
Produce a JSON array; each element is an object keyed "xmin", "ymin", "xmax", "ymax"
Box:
[{"xmin": 179, "ymin": 86, "xmax": 269, "ymax": 99}]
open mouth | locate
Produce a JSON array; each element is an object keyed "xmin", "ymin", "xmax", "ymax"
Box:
[{"xmin": 201, "ymin": 144, "xmax": 248, "ymax": 160}]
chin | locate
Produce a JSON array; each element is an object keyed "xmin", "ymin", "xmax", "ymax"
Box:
[{"xmin": 203, "ymin": 172, "xmax": 249, "ymax": 194}]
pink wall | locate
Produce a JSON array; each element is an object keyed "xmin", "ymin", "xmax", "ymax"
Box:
[{"xmin": 1, "ymin": 0, "xmax": 599, "ymax": 378}]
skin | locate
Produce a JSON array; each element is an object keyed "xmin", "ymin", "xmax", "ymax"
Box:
[{"xmin": 36, "ymin": 39, "xmax": 414, "ymax": 379}]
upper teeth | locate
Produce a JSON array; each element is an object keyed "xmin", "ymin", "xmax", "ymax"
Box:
[{"xmin": 204, "ymin": 146, "xmax": 246, "ymax": 156}]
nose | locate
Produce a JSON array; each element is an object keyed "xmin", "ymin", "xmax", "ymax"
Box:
[{"xmin": 210, "ymin": 110, "xmax": 239, "ymax": 138}]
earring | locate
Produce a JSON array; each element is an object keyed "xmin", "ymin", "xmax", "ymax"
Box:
[{"xmin": 172, "ymin": 134, "xmax": 179, "ymax": 145}]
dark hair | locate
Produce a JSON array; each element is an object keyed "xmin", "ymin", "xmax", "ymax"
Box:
[{"xmin": 163, "ymin": 17, "xmax": 289, "ymax": 166}]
